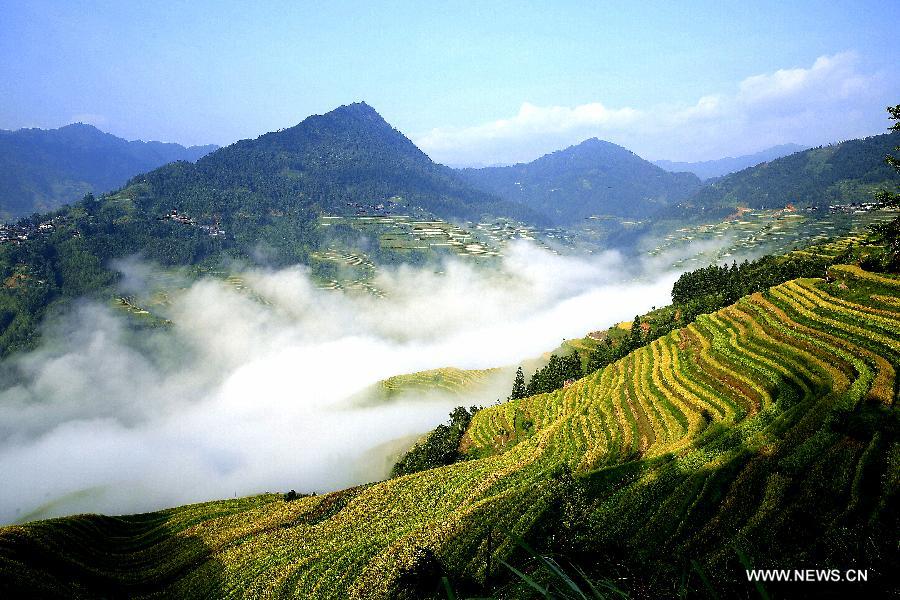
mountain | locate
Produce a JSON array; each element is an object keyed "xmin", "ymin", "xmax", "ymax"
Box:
[
  {"xmin": 457, "ymin": 138, "xmax": 702, "ymax": 224},
  {"xmin": 1, "ymin": 247, "xmax": 897, "ymax": 598},
  {"xmin": 0, "ymin": 123, "xmax": 217, "ymax": 220},
  {"xmin": 119, "ymin": 102, "xmax": 541, "ymax": 254},
  {"xmin": 0, "ymin": 103, "xmax": 541, "ymax": 356},
  {"xmin": 687, "ymin": 132, "xmax": 900, "ymax": 210},
  {"xmin": 654, "ymin": 143, "xmax": 807, "ymax": 180}
]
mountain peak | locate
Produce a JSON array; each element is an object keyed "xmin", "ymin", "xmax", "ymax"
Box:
[
  {"xmin": 325, "ymin": 101, "xmax": 383, "ymax": 121},
  {"xmin": 570, "ymin": 137, "xmax": 630, "ymax": 153},
  {"xmin": 274, "ymin": 102, "xmax": 390, "ymax": 139},
  {"xmin": 458, "ymin": 136, "xmax": 701, "ymax": 224},
  {"xmin": 56, "ymin": 122, "xmax": 111, "ymax": 139},
  {"xmin": 60, "ymin": 122, "xmax": 103, "ymax": 132}
]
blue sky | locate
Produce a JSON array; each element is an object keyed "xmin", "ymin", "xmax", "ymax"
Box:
[{"xmin": 1, "ymin": 1, "xmax": 898, "ymax": 164}]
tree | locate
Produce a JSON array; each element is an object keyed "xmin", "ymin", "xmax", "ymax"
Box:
[
  {"xmin": 629, "ymin": 315, "xmax": 643, "ymax": 350},
  {"xmin": 390, "ymin": 406, "xmax": 477, "ymax": 477},
  {"xmin": 524, "ymin": 354, "xmax": 583, "ymax": 396},
  {"xmin": 510, "ymin": 366, "xmax": 526, "ymax": 400},
  {"xmin": 83, "ymin": 192, "xmax": 100, "ymax": 214},
  {"xmin": 870, "ymin": 104, "xmax": 900, "ymax": 271}
]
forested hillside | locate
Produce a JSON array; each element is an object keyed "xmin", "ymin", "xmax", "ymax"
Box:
[
  {"xmin": 127, "ymin": 101, "xmax": 540, "ymax": 232},
  {"xmin": 0, "ymin": 123, "xmax": 216, "ymax": 220},
  {"xmin": 688, "ymin": 132, "xmax": 900, "ymax": 210},
  {"xmin": 458, "ymin": 138, "xmax": 702, "ymax": 224}
]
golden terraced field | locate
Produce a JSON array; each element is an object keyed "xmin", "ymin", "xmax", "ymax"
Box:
[{"xmin": 1, "ymin": 265, "xmax": 898, "ymax": 598}]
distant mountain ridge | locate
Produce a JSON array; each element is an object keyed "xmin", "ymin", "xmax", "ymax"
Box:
[
  {"xmin": 686, "ymin": 133, "xmax": 900, "ymax": 210},
  {"xmin": 654, "ymin": 144, "xmax": 807, "ymax": 180},
  {"xmin": 0, "ymin": 123, "xmax": 217, "ymax": 220},
  {"xmin": 457, "ymin": 138, "xmax": 702, "ymax": 224}
]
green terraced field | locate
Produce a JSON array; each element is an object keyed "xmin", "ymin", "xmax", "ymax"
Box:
[
  {"xmin": 348, "ymin": 367, "xmax": 509, "ymax": 407},
  {"xmin": 1, "ymin": 266, "xmax": 898, "ymax": 598}
]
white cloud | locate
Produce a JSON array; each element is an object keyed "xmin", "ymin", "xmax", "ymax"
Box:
[
  {"xmin": 419, "ymin": 101, "xmax": 640, "ymax": 149},
  {"xmin": 417, "ymin": 102, "xmax": 642, "ymax": 166},
  {"xmin": 737, "ymin": 52, "xmax": 866, "ymax": 104},
  {"xmin": 0, "ymin": 242, "xmax": 680, "ymax": 524},
  {"xmin": 416, "ymin": 52, "xmax": 893, "ymax": 165}
]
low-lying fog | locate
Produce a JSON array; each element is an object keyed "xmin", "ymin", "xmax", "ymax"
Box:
[{"xmin": 0, "ymin": 241, "xmax": 685, "ymax": 524}]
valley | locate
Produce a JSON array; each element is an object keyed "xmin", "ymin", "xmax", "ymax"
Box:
[
  {"xmin": 0, "ymin": 42, "xmax": 898, "ymax": 596},
  {"xmin": 1, "ymin": 251, "xmax": 896, "ymax": 598}
]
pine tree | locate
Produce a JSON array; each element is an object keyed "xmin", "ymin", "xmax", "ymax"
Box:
[
  {"xmin": 629, "ymin": 315, "xmax": 643, "ymax": 350},
  {"xmin": 510, "ymin": 367, "xmax": 526, "ymax": 400}
]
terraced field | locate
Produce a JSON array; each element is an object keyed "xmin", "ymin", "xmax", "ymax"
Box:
[
  {"xmin": 647, "ymin": 207, "xmax": 897, "ymax": 268},
  {"xmin": 1, "ymin": 266, "xmax": 898, "ymax": 597},
  {"xmin": 348, "ymin": 367, "xmax": 509, "ymax": 407}
]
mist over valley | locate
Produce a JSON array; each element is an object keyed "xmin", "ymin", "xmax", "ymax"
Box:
[{"xmin": 1, "ymin": 5, "xmax": 899, "ymax": 596}]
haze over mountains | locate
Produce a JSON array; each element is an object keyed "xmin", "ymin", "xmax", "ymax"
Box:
[
  {"xmin": 458, "ymin": 138, "xmax": 702, "ymax": 224},
  {"xmin": 0, "ymin": 103, "xmax": 548, "ymax": 357},
  {"xmin": 688, "ymin": 132, "xmax": 900, "ymax": 210},
  {"xmin": 653, "ymin": 143, "xmax": 808, "ymax": 180},
  {"xmin": 4, "ymin": 105, "xmax": 896, "ymax": 233},
  {"xmin": 0, "ymin": 123, "xmax": 217, "ymax": 220},
  {"xmin": 459, "ymin": 134, "xmax": 899, "ymax": 220}
]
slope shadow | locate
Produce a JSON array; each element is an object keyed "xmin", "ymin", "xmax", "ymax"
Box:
[{"xmin": 0, "ymin": 511, "xmax": 224, "ymax": 598}]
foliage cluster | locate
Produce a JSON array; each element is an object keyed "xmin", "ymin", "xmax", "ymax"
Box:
[
  {"xmin": 868, "ymin": 104, "xmax": 900, "ymax": 271},
  {"xmin": 390, "ymin": 406, "xmax": 478, "ymax": 477},
  {"xmin": 523, "ymin": 354, "xmax": 584, "ymax": 397},
  {"xmin": 671, "ymin": 254, "xmax": 832, "ymax": 320}
]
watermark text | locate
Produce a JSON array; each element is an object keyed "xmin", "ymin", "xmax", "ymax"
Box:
[{"xmin": 746, "ymin": 569, "xmax": 868, "ymax": 583}]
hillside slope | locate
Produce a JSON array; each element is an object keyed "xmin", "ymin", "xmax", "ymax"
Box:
[
  {"xmin": 458, "ymin": 138, "xmax": 702, "ymax": 224},
  {"xmin": 126, "ymin": 102, "xmax": 541, "ymax": 233},
  {"xmin": 1, "ymin": 266, "xmax": 897, "ymax": 597},
  {"xmin": 654, "ymin": 143, "xmax": 807, "ymax": 180},
  {"xmin": 0, "ymin": 123, "xmax": 216, "ymax": 220},
  {"xmin": 688, "ymin": 132, "xmax": 900, "ymax": 210}
]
